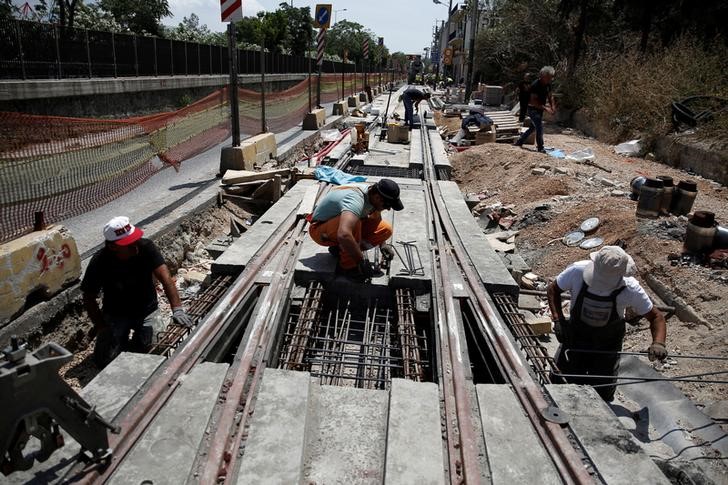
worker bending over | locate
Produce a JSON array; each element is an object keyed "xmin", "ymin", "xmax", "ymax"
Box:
[
  {"xmin": 547, "ymin": 246, "xmax": 667, "ymax": 401},
  {"xmin": 82, "ymin": 216, "xmax": 193, "ymax": 368},
  {"xmin": 402, "ymin": 88, "xmax": 431, "ymax": 127},
  {"xmin": 514, "ymin": 65, "xmax": 555, "ymax": 153},
  {"xmin": 309, "ymin": 179, "xmax": 403, "ymax": 279}
]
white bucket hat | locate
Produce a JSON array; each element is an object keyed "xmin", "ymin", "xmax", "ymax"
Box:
[{"xmin": 583, "ymin": 246, "xmax": 636, "ymax": 293}]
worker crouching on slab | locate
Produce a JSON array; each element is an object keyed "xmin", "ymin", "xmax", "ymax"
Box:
[
  {"xmin": 81, "ymin": 216, "xmax": 193, "ymax": 368},
  {"xmin": 547, "ymin": 246, "xmax": 667, "ymax": 401},
  {"xmin": 402, "ymin": 88, "xmax": 431, "ymax": 128},
  {"xmin": 308, "ymin": 179, "xmax": 403, "ymax": 280}
]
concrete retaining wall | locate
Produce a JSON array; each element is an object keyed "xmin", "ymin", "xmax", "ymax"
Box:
[{"xmin": 0, "ymin": 74, "xmax": 306, "ymax": 118}]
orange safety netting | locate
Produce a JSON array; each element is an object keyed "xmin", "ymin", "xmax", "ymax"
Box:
[{"xmin": 0, "ymin": 73, "xmax": 364, "ymax": 243}]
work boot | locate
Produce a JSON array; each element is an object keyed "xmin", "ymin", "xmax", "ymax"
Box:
[
  {"xmin": 328, "ymin": 246, "xmax": 340, "ymax": 258},
  {"xmin": 537, "ymin": 147, "xmax": 547, "ymax": 154},
  {"xmin": 513, "ymin": 140, "xmax": 523, "ymax": 148}
]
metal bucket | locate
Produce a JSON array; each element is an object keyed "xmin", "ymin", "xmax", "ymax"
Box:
[
  {"xmin": 685, "ymin": 211, "xmax": 716, "ymax": 254},
  {"xmin": 715, "ymin": 225, "xmax": 728, "ymax": 249},
  {"xmin": 656, "ymin": 176, "xmax": 674, "ymax": 215},
  {"xmin": 636, "ymin": 178, "xmax": 664, "ymax": 219},
  {"xmin": 671, "ymin": 180, "xmax": 698, "ymax": 216}
]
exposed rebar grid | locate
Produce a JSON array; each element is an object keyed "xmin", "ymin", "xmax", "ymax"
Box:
[
  {"xmin": 492, "ymin": 292, "xmax": 560, "ymax": 384},
  {"xmin": 277, "ymin": 288, "xmax": 430, "ymax": 389},
  {"xmin": 149, "ymin": 275, "xmax": 233, "ymax": 356}
]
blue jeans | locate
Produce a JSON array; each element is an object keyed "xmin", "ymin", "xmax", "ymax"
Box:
[
  {"xmin": 402, "ymin": 95, "xmax": 414, "ymax": 126},
  {"xmin": 517, "ymin": 107, "xmax": 544, "ymax": 150}
]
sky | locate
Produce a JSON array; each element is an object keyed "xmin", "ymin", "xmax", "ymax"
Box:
[{"xmin": 164, "ymin": 0, "xmax": 449, "ymax": 54}]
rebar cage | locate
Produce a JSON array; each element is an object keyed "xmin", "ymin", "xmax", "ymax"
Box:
[{"xmin": 276, "ymin": 282, "xmax": 433, "ymax": 389}]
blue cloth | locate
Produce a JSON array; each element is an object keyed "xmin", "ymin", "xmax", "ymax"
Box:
[
  {"xmin": 546, "ymin": 148, "xmax": 565, "ymax": 158},
  {"xmin": 313, "ymin": 166, "xmax": 367, "ymax": 185},
  {"xmin": 517, "ymin": 107, "xmax": 544, "ymax": 150}
]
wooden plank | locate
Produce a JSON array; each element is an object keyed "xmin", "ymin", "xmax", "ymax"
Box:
[{"xmin": 221, "ymin": 168, "xmax": 292, "ymax": 185}]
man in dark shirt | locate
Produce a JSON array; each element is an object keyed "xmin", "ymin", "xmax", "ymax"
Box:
[
  {"xmin": 514, "ymin": 66, "xmax": 555, "ymax": 153},
  {"xmin": 81, "ymin": 216, "xmax": 192, "ymax": 367},
  {"xmin": 402, "ymin": 88, "xmax": 431, "ymax": 127}
]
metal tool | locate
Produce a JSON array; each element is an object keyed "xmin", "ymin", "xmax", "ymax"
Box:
[
  {"xmin": 393, "ymin": 240, "xmax": 425, "ymax": 276},
  {"xmin": 564, "ymin": 348, "xmax": 728, "ymax": 362},
  {"xmin": 379, "ymin": 83, "xmax": 395, "ymax": 141},
  {"xmin": 1, "ymin": 338, "xmax": 117, "ymax": 476}
]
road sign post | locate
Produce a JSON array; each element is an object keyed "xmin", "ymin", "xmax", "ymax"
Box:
[
  {"xmin": 220, "ymin": 0, "xmax": 243, "ymax": 174},
  {"xmin": 313, "ymin": 6, "xmax": 331, "ymax": 108},
  {"xmin": 226, "ymin": 23, "xmax": 240, "ymax": 146}
]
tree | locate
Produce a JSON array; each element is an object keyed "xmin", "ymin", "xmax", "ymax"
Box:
[
  {"xmin": 167, "ymin": 13, "xmax": 216, "ymax": 43},
  {"xmin": 235, "ymin": 10, "xmax": 287, "ymax": 52},
  {"xmin": 99, "ymin": 0, "xmax": 171, "ymax": 36},
  {"xmin": 278, "ymin": 3, "xmax": 313, "ymax": 56},
  {"xmin": 74, "ymin": 3, "xmax": 125, "ymax": 32},
  {"xmin": 0, "ymin": 0, "xmax": 12, "ymax": 22},
  {"xmin": 325, "ymin": 20, "xmax": 377, "ymax": 64}
]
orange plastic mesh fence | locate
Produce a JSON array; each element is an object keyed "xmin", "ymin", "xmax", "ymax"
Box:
[{"xmin": 0, "ymin": 73, "xmax": 358, "ymax": 243}]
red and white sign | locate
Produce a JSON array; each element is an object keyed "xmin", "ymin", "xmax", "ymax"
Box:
[{"xmin": 221, "ymin": 0, "xmax": 243, "ymax": 22}]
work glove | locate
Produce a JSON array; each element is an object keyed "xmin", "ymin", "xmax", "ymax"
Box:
[
  {"xmin": 380, "ymin": 244, "xmax": 395, "ymax": 262},
  {"xmin": 357, "ymin": 259, "xmax": 378, "ymax": 279},
  {"xmin": 647, "ymin": 342, "xmax": 668, "ymax": 361},
  {"xmin": 172, "ymin": 307, "xmax": 194, "ymax": 328},
  {"xmin": 552, "ymin": 316, "xmax": 568, "ymax": 344}
]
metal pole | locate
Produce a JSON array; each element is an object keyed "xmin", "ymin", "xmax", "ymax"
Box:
[
  {"xmin": 15, "ymin": 21, "xmax": 26, "ymax": 80},
  {"xmin": 170, "ymin": 39, "xmax": 174, "ymax": 75},
  {"xmin": 341, "ymin": 59, "xmax": 345, "ymax": 102},
  {"xmin": 227, "ymin": 23, "xmax": 241, "ymax": 147},
  {"xmin": 308, "ymin": 48, "xmax": 312, "ymax": 113},
  {"xmin": 54, "ymin": 25, "xmax": 62, "ymax": 79},
  {"xmin": 85, "ymin": 29, "xmax": 92, "ymax": 78},
  {"xmin": 153, "ymin": 37, "xmax": 158, "ymax": 76},
  {"xmin": 464, "ymin": 0, "xmax": 479, "ymax": 101},
  {"xmin": 133, "ymin": 35, "xmax": 138, "ymax": 76},
  {"xmin": 111, "ymin": 32, "xmax": 117, "ymax": 77},
  {"xmin": 260, "ymin": 44, "xmax": 266, "ymax": 133},
  {"xmin": 198, "ymin": 43, "xmax": 201, "ymax": 75}
]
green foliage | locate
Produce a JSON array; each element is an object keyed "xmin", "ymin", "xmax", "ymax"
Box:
[
  {"xmin": 74, "ymin": 3, "xmax": 125, "ymax": 32},
  {"xmin": 98, "ymin": 0, "xmax": 171, "ymax": 36},
  {"xmin": 166, "ymin": 13, "xmax": 218, "ymax": 44},
  {"xmin": 324, "ymin": 20, "xmax": 379, "ymax": 65},
  {"xmin": 0, "ymin": 0, "xmax": 13, "ymax": 22},
  {"xmin": 278, "ymin": 3, "xmax": 314, "ymax": 56}
]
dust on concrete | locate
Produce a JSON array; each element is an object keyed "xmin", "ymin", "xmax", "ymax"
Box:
[
  {"xmin": 39, "ymin": 203, "xmax": 248, "ymax": 391},
  {"xmin": 449, "ymin": 128, "xmax": 728, "ymax": 406}
]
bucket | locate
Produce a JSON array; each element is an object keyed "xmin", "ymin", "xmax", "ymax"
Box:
[
  {"xmin": 715, "ymin": 226, "xmax": 728, "ymax": 249},
  {"xmin": 671, "ymin": 180, "xmax": 698, "ymax": 216},
  {"xmin": 685, "ymin": 211, "xmax": 716, "ymax": 254},
  {"xmin": 656, "ymin": 176, "xmax": 674, "ymax": 216},
  {"xmin": 630, "ymin": 176, "xmax": 647, "ymax": 200},
  {"xmin": 636, "ymin": 178, "xmax": 664, "ymax": 219}
]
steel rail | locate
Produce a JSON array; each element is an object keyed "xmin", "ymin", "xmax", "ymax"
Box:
[
  {"xmin": 418, "ymin": 124, "xmax": 482, "ymax": 484},
  {"xmin": 419, "ymin": 121, "xmax": 596, "ymax": 485},
  {"xmin": 82, "ymin": 209, "xmax": 302, "ymax": 484},
  {"xmin": 200, "ymin": 218, "xmax": 307, "ymax": 484}
]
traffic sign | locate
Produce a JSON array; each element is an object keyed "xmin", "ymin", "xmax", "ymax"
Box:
[
  {"xmin": 221, "ymin": 0, "xmax": 243, "ymax": 23},
  {"xmin": 378, "ymin": 37, "xmax": 384, "ymax": 47},
  {"xmin": 363, "ymin": 38, "xmax": 369, "ymax": 59},
  {"xmin": 314, "ymin": 4, "xmax": 332, "ymax": 29}
]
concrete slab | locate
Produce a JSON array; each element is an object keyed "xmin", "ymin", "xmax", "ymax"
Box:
[
  {"xmin": 385, "ymin": 379, "xmax": 445, "ymax": 485},
  {"xmin": 212, "ymin": 180, "xmax": 315, "ymax": 275},
  {"xmin": 109, "ymin": 362, "xmax": 228, "ymax": 485},
  {"xmin": 303, "ymin": 384, "xmax": 388, "ymax": 484},
  {"xmin": 476, "ymin": 384, "xmax": 561, "ymax": 484},
  {"xmin": 429, "ymin": 130, "xmax": 451, "ymax": 169},
  {"xmin": 295, "ymin": 230, "xmax": 338, "ymax": 282},
  {"xmin": 437, "ymin": 181, "xmax": 518, "ymax": 296},
  {"xmin": 362, "ymin": 137, "xmax": 411, "ymax": 168},
  {"xmin": 7, "ymin": 353, "xmax": 164, "ymax": 485},
  {"xmin": 390, "ymin": 188, "xmax": 432, "ymax": 289},
  {"xmin": 408, "ymin": 132, "xmax": 424, "ymax": 169},
  {"xmin": 547, "ymin": 384, "xmax": 671, "ymax": 485},
  {"xmin": 237, "ymin": 369, "xmax": 311, "ymax": 484}
]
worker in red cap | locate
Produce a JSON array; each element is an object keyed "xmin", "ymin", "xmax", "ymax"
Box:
[
  {"xmin": 547, "ymin": 246, "xmax": 667, "ymax": 401},
  {"xmin": 308, "ymin": 179, "xmax": 403, "ymax": 279},
  {"xmin": 81, "ymin": 216, "xmax": 192, "ymax": 367}
]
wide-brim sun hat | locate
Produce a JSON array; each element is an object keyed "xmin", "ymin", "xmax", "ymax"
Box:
[{"xmin": 583, "ymin": 246, "xmax": 635, "ymax": 293}]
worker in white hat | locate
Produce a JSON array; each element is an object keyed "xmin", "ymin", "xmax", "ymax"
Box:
[
  {"xmin": 547, "ymin": 246, "xmax": 667, "ymax": 401},
  {"xmin": 81, "ymin": 216, "xmax": 193, "ymax": 368}
]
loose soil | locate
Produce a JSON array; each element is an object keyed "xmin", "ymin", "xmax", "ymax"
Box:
[
  {"xmin": 38, "ymin": 202, "xmax": 249, "ymax": 390},
  {"xmin": 450, "ymin": 128, "xmax": 728, "ymax": 407}
]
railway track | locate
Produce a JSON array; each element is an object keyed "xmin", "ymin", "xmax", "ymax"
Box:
[{"xmin": 47, "ymin": 87, "xmax": 639, "ymax": 484}]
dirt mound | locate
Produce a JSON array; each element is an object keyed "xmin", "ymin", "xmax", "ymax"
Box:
[{"xmin": 449, "ymin": 131, "xmax": 728, "ymax": 404}]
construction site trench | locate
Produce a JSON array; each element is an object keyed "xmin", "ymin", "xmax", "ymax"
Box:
[{"xmin": 2, "ymin": 84, "xmax": 727, "ymax": 485}]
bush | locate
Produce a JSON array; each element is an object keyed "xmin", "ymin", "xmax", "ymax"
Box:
[{"xmin": 572, "ymin": 36, "xmax": 728, "ymax": 146}]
